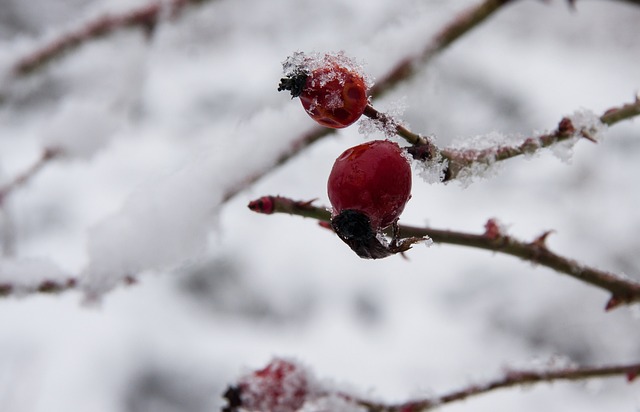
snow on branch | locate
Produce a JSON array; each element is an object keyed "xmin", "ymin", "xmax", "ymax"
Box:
[{"xmin": 248, "ymin": 196, "xmax": 640, "ymax": 310}]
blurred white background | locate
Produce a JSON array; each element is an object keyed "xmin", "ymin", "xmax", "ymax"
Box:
[{"xmin": 1, "ymin": 0, "xmax": 639, "ymax": 411}]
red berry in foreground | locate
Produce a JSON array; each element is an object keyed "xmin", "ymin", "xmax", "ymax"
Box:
[
  {"xmin": 328, "ymin": 140, "xmax": 412, "ymax": 259},
  {"xmin": 224, "ymin": 358, "xmax": 309, "ymax": 412},
  {"xmin": 278, "ymin": 52, "xmax": 369, "ymax": 129}
]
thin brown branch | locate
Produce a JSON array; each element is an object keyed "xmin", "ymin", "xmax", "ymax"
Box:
[
  {"xmin": 12, "ymin": 0, "xmax": 210, "ymax": 76},
  {"xmin": 358, "ymin": 361, "xmax": 640, "ymax": 411},
  {"xmin": 0, "ymin": 148, "xmax": 61, "ymax": 206},
  {"xmin": 600, "ymin": 95, "xmax": 640, "ymax": 125},
  {"xmin": 248, "ymin": 196, "xmax": 640, "ymax": 309},
  {"xmin": 0, "ymin": 277, "xmax": 78, "ymax": 297}
]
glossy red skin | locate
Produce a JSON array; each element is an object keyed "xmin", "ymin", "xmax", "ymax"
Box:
[
  {"xmin": 299, "ymin": 65, "xmax": 368, "ymax": 129},
  {"xmin": 327, "ymin": 140, "xmax": 412, "ymax": 230}
]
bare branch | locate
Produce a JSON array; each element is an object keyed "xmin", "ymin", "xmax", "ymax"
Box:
[
  {"xmin": 358, "ymin": 361, "xmax": 640, "ymax": 411},
  {"xmin": 0, "ymin": 277, "xmax": 78, "ymax": 297},
  {"xmin": 12, "ymin": 0, "xmax": 211, "ymax": 76},
  {"xmin": 0, "ymin": 148, "xmax": 61, "ymax": 206},
  {"xmin": 248, "ymin": 196, "xmax": 640, "ymax": 309}
]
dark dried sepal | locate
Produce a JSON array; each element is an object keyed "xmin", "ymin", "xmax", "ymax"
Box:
[
  {"xmin": 277, "ymin": 70, "xmax": 308, "ymax": 98},
  {"xmin": 331, "ymin": 210, "xmax": 426, "ymax": 259},
  {"xmin": 222, "ymin": 385, "xmax": 243, "ymax": 412}
]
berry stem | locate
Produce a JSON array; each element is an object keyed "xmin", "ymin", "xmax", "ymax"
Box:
[{"xmin": 248, "ymin": 195, "xmax": 640, "ymax": 309}]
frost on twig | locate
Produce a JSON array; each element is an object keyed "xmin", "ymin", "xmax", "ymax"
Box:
[
  {"xmin": 248, "ymin": 196, "xmax": 640, "ymax": 309},
  {"xmin": 439, "ymin": 109, "xmax": 607, "ymax": 182}
]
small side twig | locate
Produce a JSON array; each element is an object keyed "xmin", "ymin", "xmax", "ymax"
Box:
[
  {"xmin": 358, "ymin": 361, "xmax": 640, "ymax": 411},
  {"xmin": 248, "ymin": 196, "xmax": 640, "ymax": 309},
  {"xmin": 0, "ymin": 148, "xmax": 61, "ymax": 206}
]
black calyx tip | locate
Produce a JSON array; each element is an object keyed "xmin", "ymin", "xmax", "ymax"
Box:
[
  {"xmin": 331, "ymin": 210, "xmax": 393, "ymax": 259},
  {"xmin": 222, "ymin": 385, "xmax": 242, "ymax": 412},
  {"xmin": 277, "ymin": 70, "xmax": 308, "ymax": 98}
]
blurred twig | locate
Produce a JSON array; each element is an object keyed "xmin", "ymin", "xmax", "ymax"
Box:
[
  {"xmin": 0, "ymin": 277, "xmax": 78, "ymax": 297},
  {"xmin": 370, "ymin": 0, "xmax": 515, "ymax": 98},
  {"xmin": 12, "ymin": 0, "xmax": 211, "ymax": 76},
  {"xmin": 0, "ymin": 148, "xmax": 61, "ymax": 206},
  {"xmin": 248, "ymin": 196, "xmax": 640, "ymax": 309},
  {"xmin": 358, "ymin": 361, "xmax": 640, "ymax": 411}
]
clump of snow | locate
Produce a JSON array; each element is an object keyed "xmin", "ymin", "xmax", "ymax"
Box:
[
  {"xmin": 81, "ymin": 104, "xmax": 311, "ymax": 297},
  {"xmin": 358, "ymin": 99, "xmax": 407, "ymax": 140},
  {"xmin": 415, "ymin": 151, "xmax": 448, "ymax": 184},
  {"xmin": 455, "ymin": 155, "xmax": 504, "ymax": 188},
  {"xmin": 0, "ymin": 257, "xmax": 71, "ymax": 296},
  {"xmin": 281, "ymin": 51, "xmax": 372, "ymax": 90},
  {"xmin": 569, "ymin": 109, "xmax": 607, "ymax": 142},
  {"xmin": 443, "ymin": 131, "xmax": 515, "ymax": 186},
  {"xmin": 41, "ymin": 98, "xmax": 121, "ymax": 160},
  {"xmin": 552, "ymin": 109, "xmax": 606, "ymax": 164}
]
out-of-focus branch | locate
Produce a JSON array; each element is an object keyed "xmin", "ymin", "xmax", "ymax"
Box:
[
  {"xmin": 359, "ymin": 361, "xmax": 640, "ymax": 411},
  {"xmin": 0, "ymin": 277, "xmax": 78, "ymax": 297},
  {"xmin": 12, "ymin": 0, "xmax": 211, "ymax": 76},
  {"xmin": 248, "ymin": 196, "xmax": 640, "ymax": 309},
  {"xmin": 0, "ymin": 148, "xmax": 61, "ymax": 206},
  {"xmin": 370, "ymin": 0, "xmax": 515, "ymax": 98},
  {"xmin": 600, "ymin": 95, "xmax": 640, "ymax": 125}
]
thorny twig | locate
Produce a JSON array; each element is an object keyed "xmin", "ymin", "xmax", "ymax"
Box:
[{"xmin": 248, "ymin": 196, "xmax": 640, "ymax": 309}]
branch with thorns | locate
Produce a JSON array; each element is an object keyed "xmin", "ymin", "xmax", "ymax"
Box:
[{"xmin": 248, "ymin": 195, "xmax": 640, "ymax": 310}]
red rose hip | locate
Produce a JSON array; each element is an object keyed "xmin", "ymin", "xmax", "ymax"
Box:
[
  {"xmin": 278, "ymin": 52, "xmax": 369, "ymax": 129},
  {"xmin": 327, "ymin": 140, "xmax": 412, "ymax": 259}
]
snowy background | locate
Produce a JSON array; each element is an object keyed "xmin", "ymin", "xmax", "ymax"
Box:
[{"xmin": 1, "ymin": 0, "xmax": 640, "ymax": 411}]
